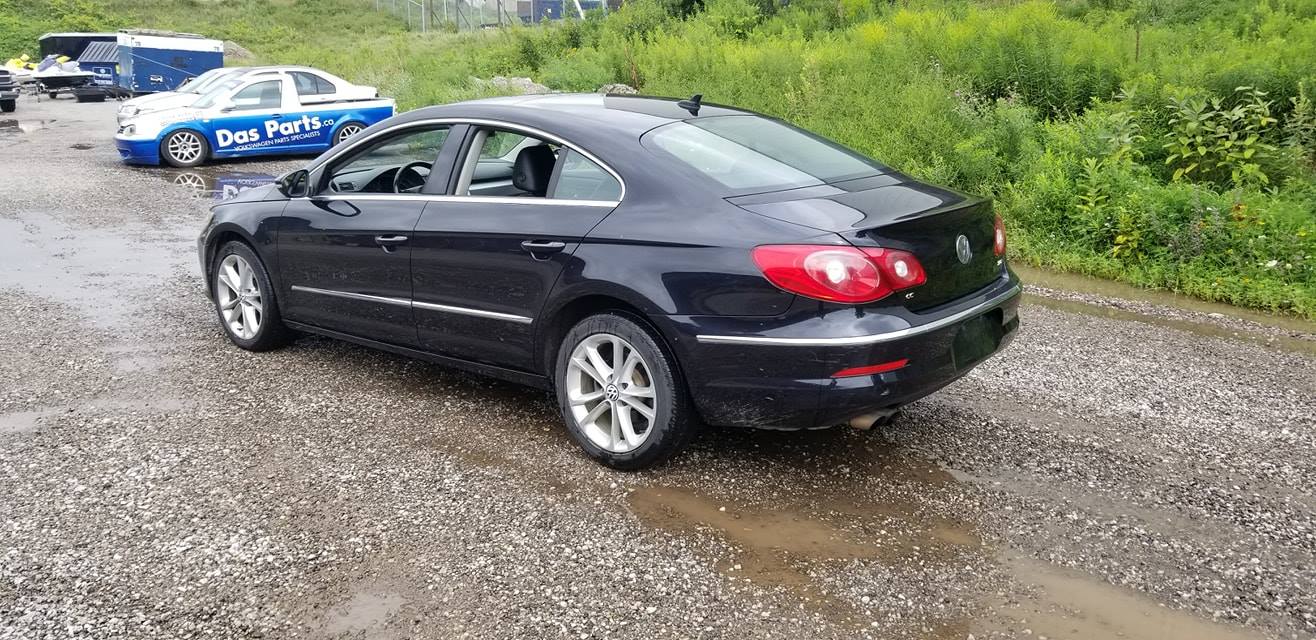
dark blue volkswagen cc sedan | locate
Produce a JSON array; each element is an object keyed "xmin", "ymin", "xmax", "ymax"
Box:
[{"xmin": 198, "ymin": 93, "xmax": 1020, "ymax": 469}]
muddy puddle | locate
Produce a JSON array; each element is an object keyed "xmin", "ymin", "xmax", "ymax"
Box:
[
  {"xmin": 153, "ymin": 168, "xmax": 276, "ymax": 202},
  {"xmin": 629, "ymin": 443, "xmax": 1269, "ymax": 639},
  {"xmin": 1014, "ymin": 265, "xmax": 1316, "ymax": 356}
]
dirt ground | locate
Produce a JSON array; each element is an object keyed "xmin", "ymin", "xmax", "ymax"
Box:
[{"xmin": 2, "ymin": 95, "xmax": 1314, "ymax": 640}]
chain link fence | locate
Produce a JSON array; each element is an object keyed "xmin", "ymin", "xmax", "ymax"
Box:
[{"xmin": 372, "ymin": 0, "xmax": 616, "ymax": 31}]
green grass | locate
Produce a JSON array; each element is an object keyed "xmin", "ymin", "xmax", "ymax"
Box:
[{"xmin": 3, "ymin": 0, "xmax": 1314, "ymax": 318}]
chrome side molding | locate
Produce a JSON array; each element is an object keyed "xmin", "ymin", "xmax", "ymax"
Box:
[{"xmin": 290, "ymin": 285, "xmax": 533, "ymax": 324}]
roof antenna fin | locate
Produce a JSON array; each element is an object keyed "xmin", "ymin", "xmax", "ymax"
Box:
[{"xmin": 677, "ymin": 94, "xmax": 703, "ymax": 116}]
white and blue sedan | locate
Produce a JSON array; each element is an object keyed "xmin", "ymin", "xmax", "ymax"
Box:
[{"xmin": 115, "ymin": 67, "xmax": 395, "ymax": 167}]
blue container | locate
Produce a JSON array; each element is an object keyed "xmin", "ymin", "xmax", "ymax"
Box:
[{"xmin": 116, "ymin": 31, "xmax": 223, "ymax": 95}]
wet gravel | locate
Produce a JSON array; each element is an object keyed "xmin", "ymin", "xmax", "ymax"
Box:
[{"xmin": 2, "ymin": 96, "xmax": 1315, "ymax": 640}]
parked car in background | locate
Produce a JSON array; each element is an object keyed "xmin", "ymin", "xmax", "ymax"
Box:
[
  {"xmin": 195, "ymin": 94, "xmax": 1021, "ymax": 469},
  {"xmin": 115, "ymin": 66, "xmax": 393, "ymax": 167},
  {"xmin": 0, "ymin": 69, "xmax": 17, "ymax": 112},
  {"xmin": 115, "ymin": 66, "xmax": 378, "ymax": 125},
  {"xmin": 116, "ymin": 66, "xmax": 243, "ymax": 124}
]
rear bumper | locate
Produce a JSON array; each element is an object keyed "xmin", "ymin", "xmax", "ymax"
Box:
[{"xmin": 655, "ymin": 272, "xmax": 1021, "ymax": 429}]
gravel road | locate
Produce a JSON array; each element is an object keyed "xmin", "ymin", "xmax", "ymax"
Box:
[{"xmin": 2, "ymin": 96, "xmax": 1314, "ymax": 640}]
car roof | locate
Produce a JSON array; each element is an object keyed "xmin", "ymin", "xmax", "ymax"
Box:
[{"xmin": 398, "ymin": 93, "xmax": 759, "ymax": 138}]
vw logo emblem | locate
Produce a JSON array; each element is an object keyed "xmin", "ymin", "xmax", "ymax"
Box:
[
  {"xmin": 604, "ymin": 384, "xmax": 620, "ymax": 402},
  {"xmin": 955, "ymin": 234, "xmax": 973, "ymax": 264}
]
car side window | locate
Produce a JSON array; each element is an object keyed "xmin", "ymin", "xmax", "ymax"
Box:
[
  {"xmin": 326, "ymin": 126, "xmax": 450, "ymax": 195},
  {"xmin": 551, "ymin": 149, "xmax": 621, "ymax": 202},
  {"xmin": 292, "ymin": 72, "xmax": 334, "ymax": 97},
  {"xmin": 456, "ymin": 128, "xmax": 561, "ymax": 198},
  {"xmin": 230, "ymin": 80, "xmax": 282, "ymax": 110}
]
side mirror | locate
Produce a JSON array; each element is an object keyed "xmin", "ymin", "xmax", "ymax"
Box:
[
  {"xmin": 215, "ymin": 96, "xmax": 236, "ymax": 112},
  {"xmin": 277, "ymin": 169, "xmax": 310, "ymax": 198}
]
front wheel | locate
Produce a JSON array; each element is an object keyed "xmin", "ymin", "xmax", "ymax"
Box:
[
  {"xmin": 161, "ymin": 129, "xmax": 209, "ymax": 168},
  {"xmin": 211, "ymin": 241, "xmax": 291, "ymax": 351},
  {"xmin": 0, "ymin": 100, "xmax": 14, "ymax": 113},
  {"xmin": 554, "ymin": 313, "xmax": 699, "ymax": 470}
]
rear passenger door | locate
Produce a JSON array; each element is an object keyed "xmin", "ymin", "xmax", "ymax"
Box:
[{"xmin": 410, "ymin": 125, "xmax": 624, "ymax": 371}]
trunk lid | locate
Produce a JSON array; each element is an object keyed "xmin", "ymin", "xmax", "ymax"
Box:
[{"xmin": 728, "ymin": 174, "xmax": 1001, "ymax": 311}]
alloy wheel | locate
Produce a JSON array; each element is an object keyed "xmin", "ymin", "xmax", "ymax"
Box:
[
  {"xmin": 167, "ymin": 131, "xmax": 204, "ymax": 164},
  {"xmin": 565, "ymin": 333, "xmax": 658, "ymax": 453},
  {"xmin": 336, "ymin": 123, "xmax": 364, "ymax": 144},
  {"xmin": 214, "ymin": 254, "xmax": 263, "ymax": 340}
]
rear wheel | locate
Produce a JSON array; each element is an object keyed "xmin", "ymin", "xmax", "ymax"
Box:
[
  {"xmin": 210, "ymin": 241, "xmax": 291, "ymax": 351},
  {"xmin": 554, "ymin": 313, "xmax": 699, "ymax": 470},
  {"xmin": 161, "ymin": 129, "xmax": 208, "ymax": 168},
  {"xmin": 332, "ymin": 121, "xmax": 365, "ymax": 146}
]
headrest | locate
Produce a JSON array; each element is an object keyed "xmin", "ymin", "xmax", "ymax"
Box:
[{"xmin": 512, "ymin": 145, "xmax": 555, "ymax": 197}]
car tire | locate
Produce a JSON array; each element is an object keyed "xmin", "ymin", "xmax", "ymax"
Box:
[
  {"xmin": 554, "ymin": 313, "xmax": 699, "ymax": 470},
  {"xmin": 47, "ymin": 91, "xmax": 58, "ymax": 99},
  {"xmin": 160, "ymin": 129, "xmax": 209, "ymax": 168},
  {"xmin": 210, "ymin": 241, "xmax": 292, "ymax": 352},
  {"xmin": 332, "ymin": 121, "xmax": 365, "ymax": 146},
  {"xmin": 0, "ymin": 100, "xmax": 14, "ymax": 113}
]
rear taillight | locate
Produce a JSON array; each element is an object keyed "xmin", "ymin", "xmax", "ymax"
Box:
[
  {"xmin": 994, "ymin": 214, "xmax": 1007, "ymax": 257},
  {"xmin": 751, "ymin": 245, "xmax": 926, "ymax": 304}
]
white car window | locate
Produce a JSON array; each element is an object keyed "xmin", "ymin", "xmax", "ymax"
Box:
[{"xmin": 230, "ymin": 80, "xmax": 282, "ymax": 111}]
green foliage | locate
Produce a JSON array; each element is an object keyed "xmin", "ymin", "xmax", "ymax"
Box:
[
  {"xmin": 1162, "ymin": 87, "xmax": 1280, "ymax": 187},
  {"xmin": 1, "ymin": 0, "xmax": 1314, "ymax": 317}
]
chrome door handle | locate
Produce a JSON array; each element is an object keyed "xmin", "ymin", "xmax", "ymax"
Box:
[
  {"xmin": 520, "ymin": 240, "xmax": 566, "ymax": 255},
  {"xmin": 375, "ymin": 235, "xmax": 409, "ymax": 245}
]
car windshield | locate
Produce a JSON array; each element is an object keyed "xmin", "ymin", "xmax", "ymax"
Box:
[
  {"xmin": 176, "ymin": 68, "xmax": 222, "ymax": 93},
  {"xmin": 644, "ymin": 115, "xmax": 887, "ymax": 193},
  {"xmin": 185, "ymin": 69, "xmax": 243, "ymax": 94},
  {"xmin": 191, "ymin": 76, "xmax": 249, "ymax": 109}
]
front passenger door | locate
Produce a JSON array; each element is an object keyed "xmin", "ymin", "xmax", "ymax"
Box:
[{"xmin": 278, "ymin": 125, "xmax": 454, "ymax": 346}]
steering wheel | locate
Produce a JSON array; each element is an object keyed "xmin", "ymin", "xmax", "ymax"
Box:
[{"xmin": 393, "ymin": 161, "xmax": 431, "ymax": 193}]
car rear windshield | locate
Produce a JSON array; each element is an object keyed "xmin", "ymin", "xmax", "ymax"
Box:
[{"xmin": 643, "ymin": 115, "xmax": 887, "ymax": 193}]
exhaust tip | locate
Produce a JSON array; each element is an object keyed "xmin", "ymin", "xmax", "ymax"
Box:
[{"xmin": 847, "ymin": 409, "xmax": 898, "ymax": 431}]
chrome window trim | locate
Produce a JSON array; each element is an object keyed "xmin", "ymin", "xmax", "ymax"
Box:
[
  {"xmin": 295, "ymin": 194, "xmax": 620, "ymax": 208},
  {"xmin": 694, "ymin": 284, "xmax": 1020, "ymax": 347},
  {"xmin": 290, "ymin": 285, "xmax": 534, "ymax": 324},
  {"xmin": 306, "ymin": 116, "xmax": 627, "ymax": 202}
]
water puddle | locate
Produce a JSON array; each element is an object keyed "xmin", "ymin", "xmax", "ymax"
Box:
[
  {"xmin": 1014, "ymin": 264, "xmax": 1316, "ymax": 356},
  {"xmin": 322, "ymin": 589, "xmax": 406, "ymax": 637},
  {"xmin": 0, "ymin": 118, "xmax": 53, "ymax": 140},
  {"xmin": 0, "ymin": 410, "xmax": 50, "ymax": 435},
  {"xmin": 154, "ymin": 168, "xmax": 276, "ymax": 202},
  {"xmin": 628, "ymin": 441, "xmax": 1268, "ymax": 639},
  {"xmin": 0, "ymin": 211, "xmax": 191, "ymax": 328},
  {"xmin": 1026, "ymin": 294, "xmax": 1316, "ymax": 357},
  {"xmin": 985, "ymin": 555, "xmax": 1267, "ymax": 640}
]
